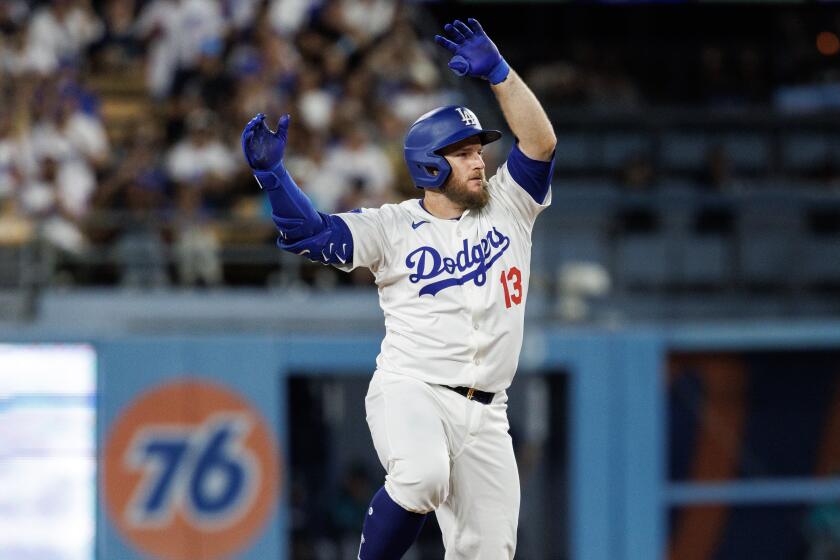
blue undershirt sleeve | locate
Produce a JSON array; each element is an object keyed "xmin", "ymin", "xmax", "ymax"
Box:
[{"xmin": 505, "ymin": 142, "xmax": 555, "ymax": 204}]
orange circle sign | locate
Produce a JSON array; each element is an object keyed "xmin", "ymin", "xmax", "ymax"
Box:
[{"xmin": 103, "ymin": 380, "xmax": 280, "ymax": 560}]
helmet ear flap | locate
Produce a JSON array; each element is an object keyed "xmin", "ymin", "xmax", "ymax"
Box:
[
  {"xmin": 424, "ymin": 156, "xmax": 451, "ymax": 188},
  {"xmin": 405, "ymin": 150, "xmax": 451, "ymax": 188}
]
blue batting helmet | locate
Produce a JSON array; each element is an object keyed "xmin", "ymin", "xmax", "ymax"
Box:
[{"xmin": 404, "ymin": 105, "xmax": 501, "ymax": 189}]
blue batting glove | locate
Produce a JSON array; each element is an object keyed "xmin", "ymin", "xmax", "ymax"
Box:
[
  {"xmin": 434, "ymin": 18, "xmax": 510, "ymax": 85},
  {"xmin": 241, "ymin": 113, "xmax": 290, "ymax": 171}
]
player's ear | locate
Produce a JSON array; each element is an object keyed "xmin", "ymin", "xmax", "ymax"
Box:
[{"xmin": 425, "ymin": 167, "xmax": 439, "ymax": 177}]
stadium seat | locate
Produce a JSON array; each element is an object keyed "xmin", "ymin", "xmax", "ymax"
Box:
[
  {"xmin": 735, "ymin": 203, "xmax": 803, "ymax": 289},
  {"xmin": 615, "ymin": 234, "xmax": 671, "ymax": 290},
  {"xmin": 675, "ymin": 236, "xmax": 731, "ymax": 288},
  {"xmin": 534, "ymin": 202, "xmax": 614, "ymax": 291},
  {"xmin": 671, "ymin": 204, "xmax": 734, "ymax": 288},
  {"xmin": 722, "ymin": 133, "xmax": 771, "ymax": 173},
  {"xmin": 781, "ymin": 133, "xmax": 829, "ymax": 172},
  {"xmin": 799, "ymin": 239, "xmax": 840, "ymax": 288},
  {"xmin": 612, "ymin": 206, "xmax": 672, "ymax": 290},
  {"xmin": 660, "ymin": 132, "xmax": 710, "ymax": 172},
  {"xmin": 553, "ymin": 132, "xmax": 597, "ymax": 172},
  {"xmin": 798, "ymin": 209, "xmax": 840, "ymax": 288},
  {"xmin": 602, "ymin": 132, "xmax": 653, "ymax": 169}
]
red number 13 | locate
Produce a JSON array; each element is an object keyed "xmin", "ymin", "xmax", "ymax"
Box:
[{"xmin": 500, "ymin": 267, "xmax": 522, "ymax": 308}]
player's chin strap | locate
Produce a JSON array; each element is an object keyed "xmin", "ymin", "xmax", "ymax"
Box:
[{"xmin": 254, "ymin": 161, "xmax": 353, "ymax": 265}]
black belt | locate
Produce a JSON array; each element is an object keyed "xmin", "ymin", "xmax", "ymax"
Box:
[{"xmin": 446, "ymin": 385, "xmax": 495, "ymax": 405}]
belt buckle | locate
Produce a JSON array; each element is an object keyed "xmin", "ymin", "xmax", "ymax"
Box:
[{"xmin": 466, "ymin": 388, "xmax": 475, "ymax": 400}]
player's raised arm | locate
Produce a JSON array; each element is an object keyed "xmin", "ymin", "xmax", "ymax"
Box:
[
  {"xmin": 435, "ymin": 18, "xmax": 556, "ymax": 162},
  {"xmin": 240, "ymin": 113, "xmax": 353, "ymax": 265}
]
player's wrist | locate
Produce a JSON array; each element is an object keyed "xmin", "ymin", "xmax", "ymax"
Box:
[
  {"xmin": 487, "ymin": 58, "xmax": 510, "ymax": 85},
  {"xmin": 252, "ymin": 160, "xmax": 288, "ymax": 191}
]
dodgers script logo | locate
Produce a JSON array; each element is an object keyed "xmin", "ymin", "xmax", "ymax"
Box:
[{"xmin": 406, "ymin": 227, "xmax": 510, "ymax": 296}]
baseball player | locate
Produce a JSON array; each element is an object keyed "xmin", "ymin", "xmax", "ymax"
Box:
[{"xmin": 241, "ymin": 17, "xmax": 555, "ymax": 559}]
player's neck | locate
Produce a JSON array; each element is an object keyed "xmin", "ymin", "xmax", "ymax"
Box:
[{"xmin": 422, "ymin": 191, "xmax": 464, "ymax": 220}]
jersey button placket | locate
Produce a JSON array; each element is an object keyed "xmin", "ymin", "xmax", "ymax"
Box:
[
  {"xmin": 469, "ymin": 223, "xmax": 487, "ymax": 386},
  {"xmin": 468, "ymin": 309, "xmax": 480, "ymax": 367},
  {"xmin": 459, "ymin": 221, "xmax": 481, "ymax": 386},
  {"xmin": 465, "ymin": 280, "xmax": 481, "ymax": 382}
]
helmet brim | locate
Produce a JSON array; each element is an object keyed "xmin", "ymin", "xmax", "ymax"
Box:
[
  {"xmin": 433, "ymin": 129, "xmax": 502, "ymax": 155},
  {"xmin": 478, "ymin": 130, "xmax": 502, "ymax": 145}
]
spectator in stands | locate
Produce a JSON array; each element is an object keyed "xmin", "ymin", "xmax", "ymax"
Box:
[
  {"xmin": 173, "ymin": 182, "xmax": 222, "ymax": 287},
  {"xmin": 332, "ymin": 69, "xmax": 373, "ymax": 128},
  {"xmin": 18, "ymin": 155, "xmax": 90, "ymax": 259},
  {"xmin": 114, "ymin": 177, "xmax": 169, "ymax": 289},
  {"xmin": 91, "ymin": 119, "xmax": 165, "ymax": 220},
  {"xmin": 255, "ymin": 17, "xmax": 301, "ymax": 88},
  {"xmin": 170, "ymin": 37, "xmax": 235, "ymax": 116},
  {"xmin": 167, "ymin": 0, "xmax": 227, "ymax": 78},
  {"xmin": 374, "ymin": 106, "xmax": 416, "ymax": 200},
  {"xmin": 333, "ymin": 0, "xmax": 397, "ymax": 47},
  {"xmin": 0, "ymin": 110, "xmax": 27, "ymax": 203},
  {"xmin": 0, "ymin": 18, "xmax": 37, "ymax": 77},
  {"xmin": 90, "ymin": 0, "xmax": 142, "ymax": 73},
  {"xmin": 28, "ymin": 91, "xmax": 99, "ymax": 219},
  {"xmin": 285, "ymin": 129, "xmax": 346, "ymax": 213},
  {"xmin": 136, "ymin": 0, "xmax": 226, "ymax": 98},
  {"xmin": 268, "ymin": 0, "xmax": 315, "ymax": 37},
  {"xmin": 229, "ymin": 50, "xmax": 286, "ymax": 134},
  {"xmin": 55, "ymin": 92, "xmax": 110, "ymax": 173},
  {"xmin": 222, "ymin": 0, "xmax": 262, "ymax": 36},
  {"xmin": 0, "ymin": 1, "xmax": 29, "ymax": 32},
  {"xmin": 320, "ymin": 43, "xmax": 350, "ymax": 94},
  {"xmin": 165, "ymin": 110, "xmax": 231, "ymax": 286},
  {"xmin": 164, "ymin": 36, "xmax": 235, "ymax": 144},
  {"xmin": 25, "ymin": 0, "xmax": 103, "ymax": 76},
  {"xmin": 166, "ymin": 108, "xmax": 238, "ymax": 212},
  {"xmin": 295, "ymin": 67, "xmax": 335, "ymax": 133},
  {"xmin": 91, "ymin": 119, "xmax": 167, "ymax": 286},
  {"xmin": 135, "ymin": 0, "xmax": 180, "ymax": 98},
  {"xmin": 389, "ymin": 77, "xmax": 454, "ymax": 126},
  {"xmin": 321, "ymin": 123, "xmax": 394, "ymax": 210},
  {"xmin": 366, "ymin": 18, "xmax": 449, "ymax": 122}
]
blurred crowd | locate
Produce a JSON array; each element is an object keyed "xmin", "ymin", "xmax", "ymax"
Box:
[
  {"xmin": 522, "ymin": 7, "xmax": 840, "ymax": 110},
  {"xmin": 0, "ymin": 0, "xmax": 459, "ymax": 287},
  {"xmin": 4, "ymin": 1, "xmax": 840, "ymax": 289}
]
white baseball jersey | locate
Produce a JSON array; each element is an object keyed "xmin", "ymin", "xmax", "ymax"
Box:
[{"xmin": 335, "ymin": 159, "xmax": 551, "ymax": 393}]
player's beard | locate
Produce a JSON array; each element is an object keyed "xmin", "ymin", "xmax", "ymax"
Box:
[{"xmin": 441, "ymin": 171, "xmax": 489, "ymax": 210}]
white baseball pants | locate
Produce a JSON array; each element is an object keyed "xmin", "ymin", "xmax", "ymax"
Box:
[{"xmin": 365, "ymin": 370, "xmax": 520, "ymax": 559}]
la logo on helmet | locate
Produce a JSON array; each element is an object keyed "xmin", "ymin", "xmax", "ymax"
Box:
[{"xmin": 455, "ymin": 107, "xmax": 479, "ymax": 127}]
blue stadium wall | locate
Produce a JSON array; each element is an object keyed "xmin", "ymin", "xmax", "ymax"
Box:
[{"xmin": 5, "ymin": 322, "xmax": 840, "ymax": 560}]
